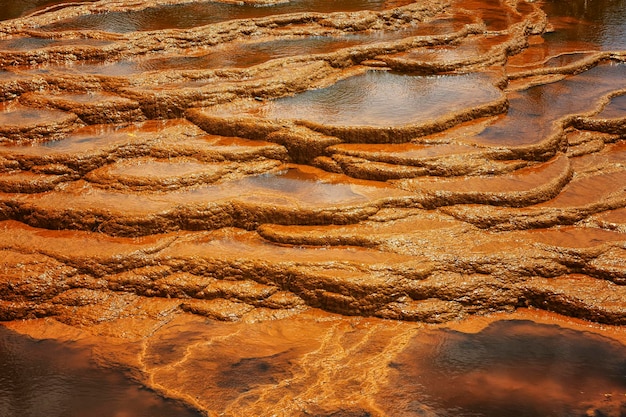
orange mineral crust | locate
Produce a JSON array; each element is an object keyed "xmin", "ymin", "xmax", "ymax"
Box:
[{"xmin": 0, "ymin": 0, "xmax": 625, "ymax": 415}]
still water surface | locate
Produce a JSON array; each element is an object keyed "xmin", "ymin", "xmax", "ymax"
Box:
[
  {"xmin": 541, "ymin": 0, "xmax": 626, "ymax": 50},
  {"xmin": 0, "ymin": 326, "xmax": 202, "ymax": 417},
  {"xmin": 40, "ymin": 0, "xmax": 413, "ymax": 32},
  {"xmin": 0, "ymin": 0, "xmax": 97, "ymax": 21},
  {"xmin": 255, "ymin": 71, "xmax": 503, "ymax": 127},
  {"xmin": 387, "ymin": 320, "xmax": 626, "ymax": 417}
]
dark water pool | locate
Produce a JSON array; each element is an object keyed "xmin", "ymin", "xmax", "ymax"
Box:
[
  {"xmin": 253, "ymin": 70, "xmax": 503, "ymax": 128},
  {"xmin": 0, "ymin": 0, "xmax": 97, "ymax": 21},
  {"xmin": 0, "ymin": 325, "xmax": 202, "ymax": 417},
  {"xmin": 382, "ymin": 320, "xmax": 626, "ymax": 417},
  {"xmin": 542, "ymin": 0, "xmax": 626, "ymax": 50},
  {"xmin": 39, "ymin": 0, "xmax": 413, "ymax": 33},
  {"xmin": 474, "ymin": 62, "xmax": 626, "ymax": 146}
]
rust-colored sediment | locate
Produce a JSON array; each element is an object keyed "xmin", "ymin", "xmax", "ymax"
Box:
[{"xmin": 0, "ymin": 0, "xmax": 625, "ymax": 415}]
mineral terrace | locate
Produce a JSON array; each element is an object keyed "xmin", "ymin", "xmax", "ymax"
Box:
[{"xmin": 0, "ymin": 0, "xmax": 625, "ymax": 415}]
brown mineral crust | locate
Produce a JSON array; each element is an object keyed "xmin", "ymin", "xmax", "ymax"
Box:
[
  {"xmin": 587, "ymin": 207, "xmax": 626, "ymax": 232},
  {"xmin": 19, "ymin": 90, "xmax": 146, "ymax": 124},
  {"xmin": 0, "ymin": 0, "xmax": 626, "ymax": 415},
  {"xmin": 298, "ymin": 96, "xmax": 509, "ymax": 144},
  {"xmin": 378, "ymin": 28, "xmax": 532, "ymax": 74},
  {"xmin": 0, "ymin": 102, "xmax": 84, "ymax": 144},
  {"xmin": 0, "ymin": 15, "xmax": 497, "ymax": 119},
  {"xmin": 0, "ymin": 0, "xmax": 622, "ymax": 324},
  {"xmin": 2, "ymin": 198, "xmax": 624, "ymax": 321},
  {"xmin": 0, "ymin": 171, "xmax": 70, "ymax": 193},
  {"xmin": 257, "ymin": 214, "xmax": 626, "ymax": 283},
  {"xmin": 0, "ymin": 250, "xmax": 74, "ymax": 301},
  {"xmin": 518, "ymin": 275, "xmax": 626, "ymax": 324},
  {"xmin": 507, "ymin": 50, "xmax": 613, "ymax": 81},
  {"xmin": 571, "ymin": 134, "xmax": 626, "ymax": 162},
  {"xmin": 441, "ymin": 167, "xmax": 626, "ymax": 230},
  {"xmin": 0, "ymin": 0, "xmax": 453, "ymax": 67},
  {"xmin": 574, "ymin": 113, "xmax": 626, "ymax": 136},
  {"xmin": 84, "ymin": 158, "xmax": 284, "ymax": 191},
  {"xmin": 324, "ymin": 141, "xmax": 532, "ymax": 180},
  {"xmin": 187, "ymin": 71, "xmax": 509, "ymax": 147},
  {"xmin": 392, "ymin": 153, "xmax": 573, "ymax": 207},
  {"xmin": 1, "ymin": 165, "xmax": 417, "ymax": 236},
  {"xmin": 0, "ymin": 119, "xmax": 289, "ymax": 177}
]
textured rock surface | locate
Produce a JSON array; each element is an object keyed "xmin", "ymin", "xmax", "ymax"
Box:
[{"xmin": 0, "ymin": 0, "xmax": 625, "ymax": 415}]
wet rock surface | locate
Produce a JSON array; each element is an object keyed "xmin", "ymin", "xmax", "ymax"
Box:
[{"xmin": 0, "ymin": 0, "xmax": 625, "ymax": 415}]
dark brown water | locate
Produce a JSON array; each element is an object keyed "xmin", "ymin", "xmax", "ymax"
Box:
[
  {"xmin": 541, "ymin": 0, "xmax": 626, "ymax": 50},
  {"xmin": 0, "ymin": 326, "xmax": 203, "ymax": 417},
  {"xmin": 235, "ymin": 71, "xmax": 503, "ymax": 127},
  {"xmin": 383, "ymin": 320, "xmax": 626, "ymax": 417},
  {"xmin": 596, "ymin": 93, "xmax": 626, "ymax": 119},
  {"xmin": 0, "ymin": 0, "xmax": 96, "ymax": 21},
  {"xmin": 40, "ymin": 0, "xmax": 414, "ymax": 33},
  {"xmin": 475, "ymin": 62, "xmax": 626, "ymax": 146}
]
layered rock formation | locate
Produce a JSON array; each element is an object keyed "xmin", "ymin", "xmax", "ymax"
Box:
[{"xmin": 0, "ymin": 0, "xmax": 625, "ymax": 415}]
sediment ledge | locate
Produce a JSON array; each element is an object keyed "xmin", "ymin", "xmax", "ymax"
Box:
[
  {"xmin": 0, "ymin": 0, "xmax": 625, "ymax": 328},
  {"xmin": 2, "ymin": 1, "xmax": 626, "ymax": 416}
]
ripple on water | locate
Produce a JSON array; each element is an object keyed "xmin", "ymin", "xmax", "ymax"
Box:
[
  {"xmin": 381, "ymin": 320, "xmax": 626, "ymax": 417},
  {"xmin": 250, "ymin": 70, "xmax": 503, "ymax": 128},
  {"xmin": 471, "ymin": 62, "xmax": 626, "ymax": 146},
  {"xmin": 595, "ymin": 93, "xmax": 626, "ymax": 119},
  {"xmin": 0, "ymin": 0, "xmax": 98, "ymax": 21},
  {"xmin": 0, "ymin": 325, "xmax": 202, "ymax": 417},
  {"xmin": 40, "ymin": 0, "xmax": 415, "ymax": 33},
  {"xmin": 542, "ymin": 0, "xmax": 626, "ymax": 51}
]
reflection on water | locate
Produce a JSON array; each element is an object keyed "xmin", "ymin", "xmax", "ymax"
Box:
[
  {"xmin": 256, "ymin": 71, "xmax": 503, "ymax": 127},
  {"xmin": 541, "ymin": 0, "xmax": 626, "ymax": 50},
  {"xmin": 543, "ymin": 51, "xmax": 595, "ymax": 68},
  {"xmin": 385, "ymin": 320, "xmax": 626, "ymax": 417},
  {"xmin": 0, "ymin": 326, "xmax": 202, "ymax": 417},
  {"xmin": 454, "ymin": 0, "xmax": 522, "ymax": 31},
  {"xmin": 596, "ymin": 93, "xmax": 626, "ymax": 119},
  {"xmin": 46, "ymin": 31, "xmax": 420, "ymax": 75},
  {"xmin": 41, "ymin": 26, "xmax": 429, "ymax": 74},
  {"xmin": 475, "ymin": 62, "xmax": 626, "ymax": 146},
  {"xmin": 0, "ymin": 0, "xmax": 96, "ymax": 21},
  {"xmin": 0, "ymin": 103, "xmax": 68, "ymax": 126},
  {"xmin": 186, "ymin": 168, "xmax": 368, "ymax": 206},
  {"xmin": 41, "ymin": 0, "xmax": 414, "ymax": 33},
  {"xmin": 172, "ymin": 29, "xmax": 421, "ymax": 69}
]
